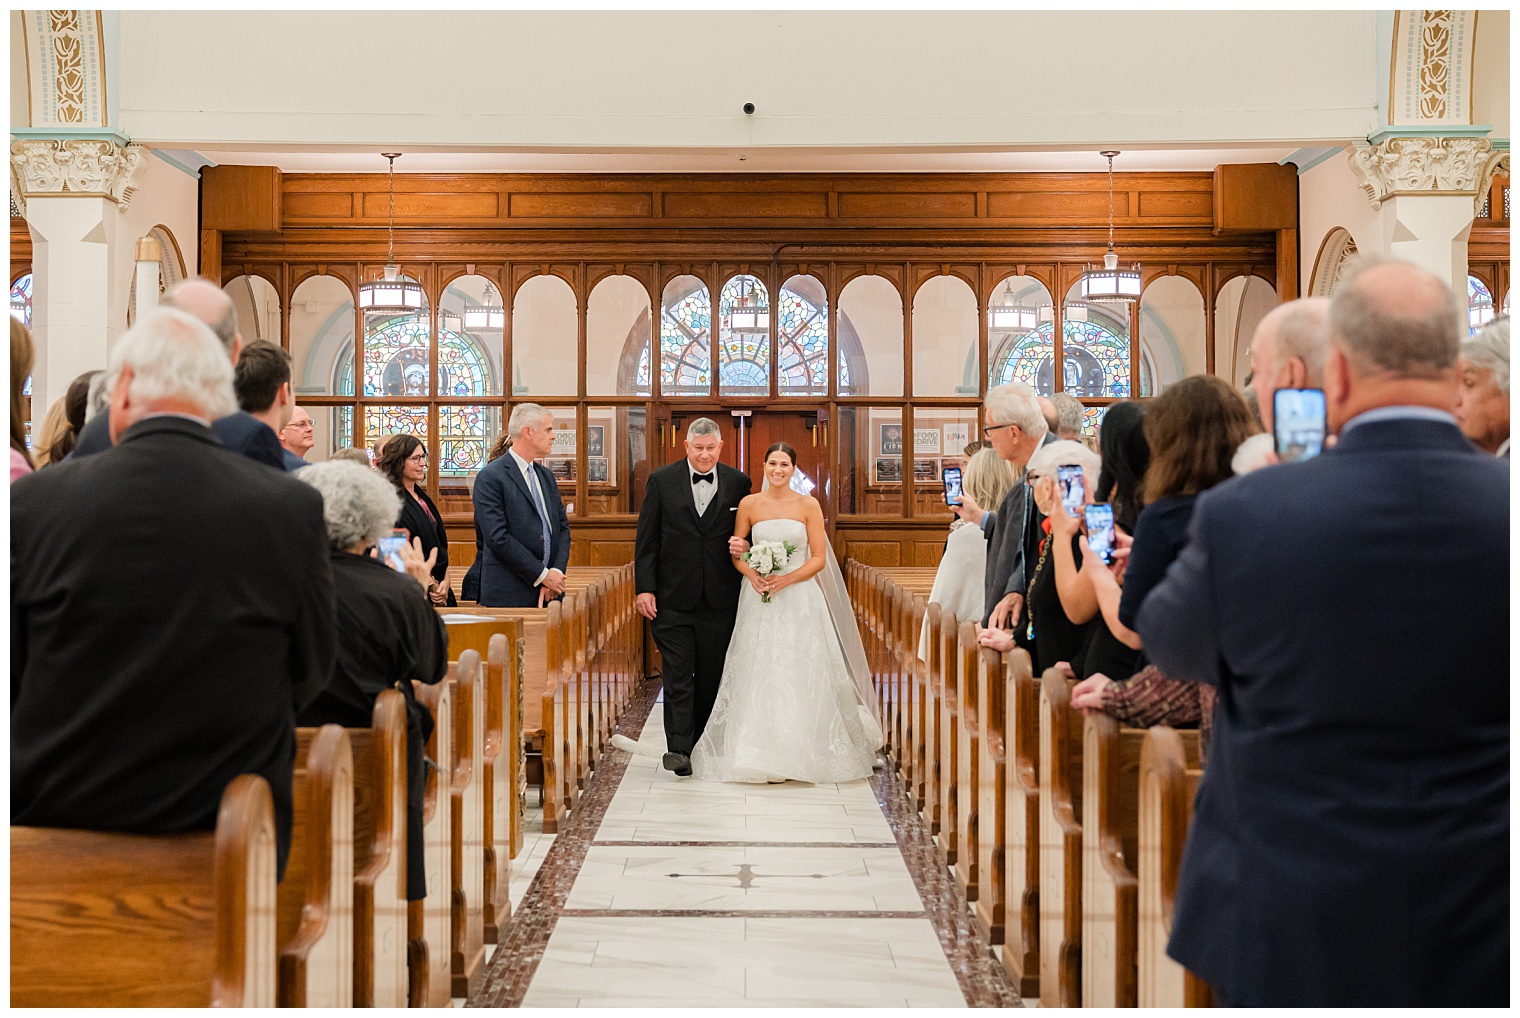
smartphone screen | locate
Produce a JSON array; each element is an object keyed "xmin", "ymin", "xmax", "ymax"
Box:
[
  {"xmin": 942, "ymin": 466, "xmax": 964, "ymax": 506},
  {"xmin": 377, "ymin": 528, "xmax": 409, "ymax": 573},
  {"xmin": 1084, "ymin": 503, "xmax": 1116, "ymax": 565},
  {"xmin": 1273, "ymin": 387, "xmax": 1327, "ymax": 463},
  {"xmin": 1057, "ymin": 464, "xmax": 1086, "ymax": 516}
]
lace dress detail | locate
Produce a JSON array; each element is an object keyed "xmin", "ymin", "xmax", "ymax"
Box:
[{"xmin": 691, "ymin": 518, "xmax": 879, "ymax": 784}]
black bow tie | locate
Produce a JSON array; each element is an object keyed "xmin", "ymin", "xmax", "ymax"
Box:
[{"xmin": 692, "ymin": 472, "xmax": 715, "ymax": 485}]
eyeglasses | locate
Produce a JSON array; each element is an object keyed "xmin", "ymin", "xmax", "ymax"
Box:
[
  {"xmin": 406, "ymin": 452, "xmax": 427, "ymax": 464},
  {"xmin": 984, "ymin": 423, "xmax": 1013, "ymax": 436}
]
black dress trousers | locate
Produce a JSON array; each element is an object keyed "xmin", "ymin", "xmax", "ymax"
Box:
[{"xmin": 654, "ymin": 599, "xmax": 739, "ymax": 754}]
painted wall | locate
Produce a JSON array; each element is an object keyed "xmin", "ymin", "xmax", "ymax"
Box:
[
  {"xmin": 1298, "ymin": 150, "xmax": 1383, "ymax": 297},
  {"xmin": 112, "ymin": 154, "xmax": 199, "ymax": 343},
  {"xmin": 114, "ymin": 11, "xmax": 1380, "ymax": 150},
  {"xmin": 1473, "ymin": 10, "xmax": 1510, "ymax": 139}
]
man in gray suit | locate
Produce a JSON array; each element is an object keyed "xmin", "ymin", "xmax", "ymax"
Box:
[{"xmin": 951, "ymin": 380, "xmax": 1054, "ymax": 628}]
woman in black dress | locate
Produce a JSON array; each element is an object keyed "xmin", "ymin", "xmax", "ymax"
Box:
[
  {"xmin": 294, "ymin": 460, "xmax": 449, "ymax": 902},
  {"xmin": 377, "ymin": 434, "xmax": 456, "ymax": 607}
]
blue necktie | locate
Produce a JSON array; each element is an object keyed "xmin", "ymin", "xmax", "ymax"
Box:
[{"xmin": 527, "ymin": 466, "xmax": 551, "ymax": 569}]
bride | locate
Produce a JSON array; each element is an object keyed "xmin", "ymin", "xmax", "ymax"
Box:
[{"xmin": 689, "ymin": 442, "xmax": 883, "ymax": 784}]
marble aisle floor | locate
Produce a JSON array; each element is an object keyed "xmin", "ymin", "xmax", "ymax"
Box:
[{"xmin": 473, "ymin": 680, "xmax": 1022, "ymax": 1008}]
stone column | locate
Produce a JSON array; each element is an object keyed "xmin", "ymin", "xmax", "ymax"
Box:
[{"xmin": 10, "ymin": 134, "xmax": 145, "ymax": 428}]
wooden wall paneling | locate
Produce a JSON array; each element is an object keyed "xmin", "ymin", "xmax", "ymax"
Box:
[
  {"xmin": 1211, "ymin": 163, "xmax": 1297, "ymax": 235},
  {"xmin": 200, "ymin": 230, "xmax": 222, "ymax": 287},
  {"xmin": 12, "ymin": 217, "xmax": 34, "ymax": 279},
  {"xmin": 202, "ymin": 166, "xmax": 284, "ymax": 234},
  {"xmin": 1204, "ymin": 263, "xmax": 1216, "ymax": 377}
]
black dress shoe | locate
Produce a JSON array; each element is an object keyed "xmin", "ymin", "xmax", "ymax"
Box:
[{"xmin": 662, "ymin": 751, "xmax": 693, "ymax": 776}]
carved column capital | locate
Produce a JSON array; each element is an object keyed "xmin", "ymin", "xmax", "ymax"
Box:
[
  {"xmin": 10, "ymin": 136, "xmax": 147, "ymax": 213},
  {"xmin": 1348, "ymin": 135, "xmax": 1494, "ymax": 210}
]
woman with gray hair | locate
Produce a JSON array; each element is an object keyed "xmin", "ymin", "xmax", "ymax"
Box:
[
  {"xmin": 295, "ymin": 460, "xmax": 449, "ymax": 902},
  {"xmin": 1456, "ymin": 315, "xmax": 1509, "ymax": 457}
]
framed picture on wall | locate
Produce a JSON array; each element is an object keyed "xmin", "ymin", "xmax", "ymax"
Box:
[
  {"xmin": 879, "ymin": 423, "xmax": 904, "ymax": 457},
  {"xmin": 943, "ymin": 422, "xmax": 970, "ymax": 454},
  {"xmin": 551, "ymin": 427, "xmax": 576, "ymax": 458},
  {"xmin": 588, "ymin": 457, "xmax": 609, "ymax": 483},
  {"xmin": 874, "ymin": 457, "xmax": 902, "ymax": 483},
  {"xmin": 913, "ymin": 459, "xmax": 939, "ymax": 481},
  {"xmin": 586, "ymin": 425, "xmax": 605, "ymax": 458},
  {"xmin": 546, "ymin": 458, "xmax": 575, "ymax": 481},
  {"xmin": 914, "ymin": 428, "xmax": 940, "ymax": 455}
]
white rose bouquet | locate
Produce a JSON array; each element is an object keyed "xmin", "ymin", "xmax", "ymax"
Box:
[{"xmin": 742, "ymin": 539, "xmax": 797, "ymax": 603}]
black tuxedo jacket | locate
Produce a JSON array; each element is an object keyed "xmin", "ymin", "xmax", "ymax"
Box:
[
  {"xmin": 635, "ymin": 460, "xmax": 752, "ymax": 613},
  {"xmin": 472, "ymin": 452, "xmax": 571, "ymax": 608},
  {"xmin": 1139, "ymin": 418, "xmax": 1509, "ymax": 1006},
  {"xmin": 73, "ymin": 409, "xmax": 287, "ymax": 470},
  {"xmin": 11, "ymin": 416, "xmax": 337, "ymax": 875}
]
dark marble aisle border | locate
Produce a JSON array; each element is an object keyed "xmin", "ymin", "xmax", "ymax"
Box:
[
  {"xmin": 871, "ymin": 763, "xmax": 1025, "ymax": 1007},
  {"xmin": 471, "ymin": 678, "xmax": 663, "ymax": 1007}
]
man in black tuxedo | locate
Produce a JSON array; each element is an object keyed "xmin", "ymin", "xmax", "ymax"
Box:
[
  {"xmin": 1139, "ymin": 260, "xmax": 1509, "ymax": 1006},
  {"xmin": 12, "ymin": 308, "xmax": 336, "ymax": 877},
  {"xmin": 634, "ymin": 418, "xmax": 752, "ymax": 775},
  {"xmin": 473, "ymin": 403, "xmax": 572, "ymax": 607},
  {"xmin": 71, "ymin": 278, "xmax": 286, "ymax": 470}
]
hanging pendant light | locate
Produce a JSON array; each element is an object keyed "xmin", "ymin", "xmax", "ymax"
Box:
[
  {"xmin": 463, "ymin": 281, "xmax": 506, "ymax": 330},
  {"xmin": 1078, "ymin": 151, "xmax": 1142, "ymax": 303},
  {"xmin": 358, "ymin": 153, "xmax": 425, "ymax": 314},
  {"xmin": 723, "ymin": 277, "xmax": 769, "ymax": 331},
  {"xmin": 990, "ymin": 280, "xmax": 1039, "ymax": 331}
]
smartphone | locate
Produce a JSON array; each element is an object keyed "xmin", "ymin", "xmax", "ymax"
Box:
[
  {"xmin": 1057, "ymin": 464, "xmax": 1086, "ymax": 516},
  {"xmin": 1273, "ymin": 387, "xmax": 1327, "ymax": 464},
  {"xmin": 942, "ymin": 466, "xmax": 964, "ymax": 506},
  {"xmin": 377, "ymin": 528, "xmax": 409, "ymax": 573},
  {"xmin": 1084, "ymin": 503, "xmax": 1116, "ymax": 565}
]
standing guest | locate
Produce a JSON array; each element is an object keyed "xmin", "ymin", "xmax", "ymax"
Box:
[
  {"xmin": 1092, "ymin": 400, "xmax": 1149, "ymax": 533},
  {"xmin": 1049, "ymin": 391, "xmax": 1086, "ymax": 440},
  {"xmin": 918, "ymin": 447, "xmax": 1017, "ymax": 659},
  {"xmin": 473, "ymin": 403, "xmax": 571, "ymax": 608},
  {"xmin": 1140, "ymin": 260, "xmax": 1508, "ymax": 1006},
  {"xmin": 1037, "ymin": 395, "xmax": 1061, "ymax": 436},
  {"xmin": 11, "ymin": 308, "xmax": 336, "ymax": 877},
  {"xmin": 1069, "ymin": 376, "xmax": 1257, "ymax": 758},
  {"xmin": 70, "ymin": 278, "xmax": 286, "ymax": 469},
  {"xmin": 1235, "ymin": 297, "xmax": 1332, "ymax": 474},
  {"xmin": 961, "ymin": 438, "xmax": 989, "ymax": 459},
  {"xmin": 377, "ymin": 434, "xmax": 455, "ymax": 607},
  {"xmin": 950, "ymin": 381, "xmax": 1054, "ymax": 629},
  {"xmin": 11, "ymin": 318, "xmax": 34, "ymax": 481},
  {"xmin": 1455, "ymin": 315, "xmax": 1509, "ymax": 457},
  {"xmin": 233, "ymin": 340, "xmax": 295, "ymax": 460},
  {"xmin": 35, "ymin": 370, "xmax": 98, "ymax": 467},
  {"xmin": 294, "ymin": 461, "xmax": 448, "ymax": 902},
  {"xmin": 330, "ymin": 446, "xmax": 371, "ymax": 466},
  {"xmin": 280, "ymin": 405, "xmax": 316, "ymax": 469},
  {"xmin": 31, "ymin": 398, "xmax": 69, "ymax": 468},
  {"xmin": 461, "ymin": 431, "xmax": 514, "ymax": 603}
]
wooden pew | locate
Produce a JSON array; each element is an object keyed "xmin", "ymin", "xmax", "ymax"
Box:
[
  {"xmin": 1001, "ymin": 654, "xmax": 1043, "ymax": 998},
  {"xmin": 446, "ymin": 651, "xmax": 487, "ymax": 1000},
  {"xmin": 1038, "ymin": 669, "xmax": 1083, "ymax": 1007},
  {"xmin": 410, "ymin": 678, "xmax": 454, "ymax": 1008},
  {"xmin": 280, "ymin": 725, "xmax": 354, "ymax": 1007},
  {"xmin": 915, "ymin": 601, "xmax": 944, "ymax": 818},
  {"xmin": 350, "ymin": 689, "xmax": 408, "ymax": 1007},
  {"xmin": 976, "ymin": 645, "xmax": 1032, "ymax": 949},
  {"xmin": 481, "ymin": 632, "xmax": 516, "ymax": 943},
  {"xmin": 1138, "ymin": 726, "xmax": 1212, "ymax": 1008},
  {"xmin": 934, "ymin": 610, "xmax": 961, "ymax": 865},
  {"xmin": 11, "ymin": 774, "xmax": 279, "ymax": 1007},
  {"xmin": 1080, "ymin": 714, "xmax": 1147, "ymax": 1007},
  {"xmin": 954, "ymin": 620, "xmax": 980, "ymax": 903}
]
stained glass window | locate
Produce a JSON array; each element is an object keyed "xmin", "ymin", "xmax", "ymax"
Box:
[
  {"xmin": 362, "ymin": 406, "xmax": 428, "ymax": 458},
  {"xmin": 660, "ymin": 281, "xmax": 711, "ymax": 396},
  {"xmin": 779, "ymin": 280, "xmax": 828, "ymax": 395},
  {"xmin": 438, "ymin": 406, "xmax": 495, "ymax": 477},
  {"xmin": 991, "ymin": 319, "xmax": 1131, "ymax": 398},
  {"xmin": 1081, "ymin": 405, "xmax": 1108, "ymax": 437},
  {"xmin": 1468, "ymin": 276, "xmax": 1495, "ymax": 334},
  {"xmin": 718, "ymin": 275, "xmax": 770, "ymax": 395},
  {"xmin": 635, "ymin": 345, "xmax": 651, "ymax": 390},
  {"xmin": 438, "ymin": 328, "xmax": 493, "ymax": 396},
  {"xmin": 363, "ymin": 316, "xmax": 431, "ymax": 396},
  {"xmin": 11, "ymin": 273, "xmax": 32, "ymax": 326}
]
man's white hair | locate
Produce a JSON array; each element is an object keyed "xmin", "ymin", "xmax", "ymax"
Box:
[
  {"xmin": 508, "ymin": 402, "xmax": 552, "ymax": 438},
  {"xmin": 296, "ymin": 460, "xmax": 403, "ymax": 551},
  {"xmin": 686, "ymin": 417, "xmax": 721, "ymax": 440},
  {"xmin": 1026, "ymin": 438, "xmax": 1101, "ymax": 481},
  {"xmin": 104, "ymin": 307, "xmax": 237, "ymax": 420},
  {"xmin": 984, "ymin": 381, "xmax": 1049, "ymax": 440},
  {"xmin": 1461, "ymin": 316, "xmax": 1509, "ymax": 395}
]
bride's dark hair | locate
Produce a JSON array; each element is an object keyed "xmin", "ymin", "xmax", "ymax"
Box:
[{"xmin": 764, "ymin": 441, "xmax": 798, "ymax": 466}]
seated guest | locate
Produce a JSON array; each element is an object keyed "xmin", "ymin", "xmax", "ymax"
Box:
[
  {"xmin": 1139, "ymin": 260, "xmax": 1508, "ymax": 1006},
  {"xmin": 35, "ymin": 370, "xmax": 98, "ymax": 467},
  {"xmin": 473, "ymin": 404, "xmax": 571, "ymax": 608},
  {"xmin": 1455, "ymin": 315, "xmax": 1509, "ymax": 457},
  {"xmin": 233, "ymin": 340, "xmax": 296, "ymax": 458},
  {"xmin": 11, "ymin": 318, "xmax": 34, "ymax": 481},
  {"xmin": 280, "ymin": 405, "xmax": 315, "ymax": 469},
  {"xmin": 378, "ymin": 434, "xmax": 455, "ymax": 607},
  {"xmin": 978, "ymin": 440, "xmax": 1101, "ymax": 675},
  {"xmin": 1049, "ymin": 391, "xmax": 1086, "ymax": 440},
  {"xmin": 919, "ymin": 447, "xmax": 1017, "ymax": 659},
  {"xmin": 1235, "ymin": 297, "xmax": 1331, "ymax": 474},
  {"xmin": 1069, "ymin": 375, "xmax": 1257, "ymax": 757},
  {"xmin": 71, "ymin": 279, "xmax": 286, "ymax": 469},
  {"xmin": 11, "ymin": 308, "xmax": 335, "ymax": 877},
  {"xmin": 294, "ymin": 461, "xmax": 448, "ymax": 902}
]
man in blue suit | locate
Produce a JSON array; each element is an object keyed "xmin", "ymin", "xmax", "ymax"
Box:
[
  {"xmin": 1138, "ymin": 260, "xmax": 1508, "ymax": 1006},
  {"xmin": 473, "ymin": 403, "xmax": 571, "ymax": 607}
]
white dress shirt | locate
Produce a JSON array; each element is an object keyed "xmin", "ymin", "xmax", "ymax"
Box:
[
  {"xmin": 508, "ymin": 446, "xmax": 551, "ymax": 587},
  {"xmin": 690, "ymin": 461, "xmax": 717, "ymax": 515}
]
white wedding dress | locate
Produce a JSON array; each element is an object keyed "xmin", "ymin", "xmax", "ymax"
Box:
[{"xmin": 690, "ymin": 518, "xmax": 883, "ymax": 784}]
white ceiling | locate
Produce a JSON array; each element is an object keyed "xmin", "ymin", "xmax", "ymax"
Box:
[{"xmin": 183, "ymin": 145, "xmax": 1309, "ymax": 176}]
